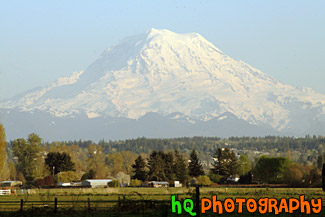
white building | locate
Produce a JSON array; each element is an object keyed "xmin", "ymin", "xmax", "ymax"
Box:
[
  {"xmin": 174, "ymin": 181, "xmax": 182, "ymax": 187},
  {"xmin": 0, "ymin": 181, "xmax": 22, "ymax": 188},
  {"xmin": 81, "ymin": 179, "xmax": 112, "ymax": 188}
]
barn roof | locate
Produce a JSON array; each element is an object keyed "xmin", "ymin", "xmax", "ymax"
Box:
[{"xmin": 85, "ymin": 179, "xmax": 112, "ymax": 183}]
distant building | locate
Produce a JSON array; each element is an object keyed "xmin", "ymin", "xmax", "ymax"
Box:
[
  {"xmin": 57, "ymin": 182, "xmax": 71, "ymax": 187},
  {"xmin": 226, "ymin": 177, "xmax": 240, "ymax": 183},
  {"xmin": 142, "ymin": 181, "xmax": 169, "ymax": 188},
  {"xmin": 57, "ymin": 181, "xmax": 82, "ymax": 187},
  {"xmin": 0, "ymin": 181, "xmax": 22, "ymax": 188},
  {"xmin": 71, "ymin": 182, "xmax": 83, "ymax": 187},
  {"xmin": 174, "ymin": 181, "xmax": 182, "ymax": 187},
  {"xmin": 82, "ymin": 179, "xmax": 112, "ymax": 188},
  {"xmin": 0, "ymin": 181, "xmax": 23, "ymax": 195}
]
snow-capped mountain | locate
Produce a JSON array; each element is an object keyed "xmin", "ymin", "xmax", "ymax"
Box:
[{"xmin": 1, "ymin": 28, "xmax": 325, "ymax": 140}]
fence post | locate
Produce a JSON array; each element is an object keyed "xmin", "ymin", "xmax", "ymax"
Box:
[
  {"xmin": 54, "ymin": 197, "xmax": 58, "ymax": 213},
  {"xmin": 20, "ymin": 199, "xmax": 23, "ymax": 212},
  {"xmin": 196, "ymin": 186, "xmax": 200, "ymax": 217},
  {"xmin": 88, "ymin": 198, "xmax": 91, "ymax": 212}
]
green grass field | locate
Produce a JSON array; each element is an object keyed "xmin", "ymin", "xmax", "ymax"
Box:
[
  {"xmin": 1, "ymin": 187, "xmax": 324, "ymax": 201},
  {"xmin": 0, "ymin": 187, "xmax": 324, "ymax": 216}
]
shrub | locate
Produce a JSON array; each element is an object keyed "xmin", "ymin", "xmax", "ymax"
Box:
[
  {"xmin": 109, "ymin": 179, "xmax": 120, "ymax": 187},
  {"xmin": 239, "ymin": 172, "xmax": 253, "ymax": 184},
  {"xmin": 197, "ymin": 175, "xmax": 212, "ymax": 187},
  {"xmin": 56, "ymin": 171, "xmax": 79, "ymax": 183},
  {"xmin": 130, "ymin": 179, "xmax": 142, "ymax": 187},
  {"xmin": 283, "ymin": 164, "xmax": 303, "ymax": 187},
  {"xmin": 208, "ymin": 172, "xmax": 223, "ymax": 184},
  {"xmin": 189, "ymin": 178, "xmax": 198, "ymax": 186}
]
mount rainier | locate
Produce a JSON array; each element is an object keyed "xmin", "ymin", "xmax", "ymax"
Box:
[{"xmin": 1, "ymin": 28, "xmax": 325, "ymax": 141}]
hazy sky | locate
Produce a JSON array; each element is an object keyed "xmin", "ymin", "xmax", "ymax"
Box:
[{"xmin": 1, "ymin": 0, "xmax": 324, "ymax": 100}]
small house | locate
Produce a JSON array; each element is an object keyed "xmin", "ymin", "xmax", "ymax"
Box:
[
  {"xmin": 0, "ymin": 181, "xmax": 22, "ymax": 188},
  {"xmin": 0, "ymin": 181, "xmax": 22, "ymax": 195},
  {"xmin": 174, "ymin": 181, "xmax": 182, "ymax": 187},
  {"xmin": 226, "ymin": 177, "xmax": 240, "ymax": 183},
  {"xmin": 57, "ymin": 182, "xmax": 71, "ymax": 187}
]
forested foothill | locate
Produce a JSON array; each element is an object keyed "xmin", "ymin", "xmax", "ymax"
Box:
[{"xmin": 1, "ymin": 124, "xmax": 325, "ymax": 188}]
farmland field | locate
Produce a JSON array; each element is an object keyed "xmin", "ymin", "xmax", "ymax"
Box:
[
  {"xmin": 0, "ymin": 187, "xmax": 324, "ymax": 216},
  {"xmin": 1, "ymin": 187, "xmax": 325, "ymax": 201}
]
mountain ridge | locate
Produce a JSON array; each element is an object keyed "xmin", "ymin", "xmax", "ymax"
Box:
[{"xmin": 1, "ymin": 28, "xmax": 325, "ymax": 140}]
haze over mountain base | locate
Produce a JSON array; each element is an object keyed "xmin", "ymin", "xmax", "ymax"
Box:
[{"xmin": 1, "ymin": 109, "xmax": 280, "ymax": 141}]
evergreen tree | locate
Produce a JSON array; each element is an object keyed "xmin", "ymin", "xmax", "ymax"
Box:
[
  {"xmin": 322, "ymin": 163, "xmax": 325, "ymax": 191},
  {"xmin": 211, "ymin": 148, "xmax": 238, "ymax": 176},
  {"xmin": 132, "ymin": 155, "xmax": 147, "ymax": 181},
  {"xmin": 174, "ymin": 149, "xmax": 188, "ymax": 184},
  {"xmin": 147, "ymin": 151, "xmax": 167, "ymax": 181},
  {"xmin": 188, "ymin": 149, "xmax": 204, "ymax": 177},
  {"xmin": 317, "ymin": 154, "xmax": 323, "ymax": 169},
  {"xmin": 45, "ymin": 152, "xmax": 75, "ymax": 175},
  {"xmin": 81, "ymin": 169, "xmax": 95, "ymax": 180},
  {"xmin": 147, "ymin": 151, "xmax": 173, "ymax": 181},
  {"xmin": 164, "ymin": 151, "xmax": 175, "ymax": 183}
]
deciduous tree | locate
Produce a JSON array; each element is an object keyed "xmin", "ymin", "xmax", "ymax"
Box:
[
  {"xmin": 106, "ymin": 152, "xmax": 124, "ymax": 176},
  {"xmin": 283, "ymin": 163, "xmax": 303, "ymax": 187},
  {"xmin": 0, "ymin": 123, "xmax": 6, "ymax": 177},
  {"xmin": 237, "ymin": 154, "xmax": 251, "ymax": 176},
  {"xmin": 253, "ymin": 156, "xmax": 290, "ymax": 184},
  {"xmin": 197, "ymin": 175, "xmax": 212, "ymax": 186},
  {"xmin": 12, "ymin": 133, "xmax": 42, "ymax": 183},
  {"xmin": 56, "ymin": 171, "xmax": 79, "ymax": 183},
  {"xmin": 86, "ymin": 144, "xmax": 109, "ymax": 178},
  {"xmin": 120, "ymin": 151, "xmax": 137, "ymax": 174}
]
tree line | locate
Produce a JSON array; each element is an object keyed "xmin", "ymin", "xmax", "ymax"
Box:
[{"xmin": 0, "ymin": 124, "xmax": 325, "ymax": 188}]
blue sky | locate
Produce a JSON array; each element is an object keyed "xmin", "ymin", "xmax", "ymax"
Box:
[{"xmin": 1, "ymin": 0, "xmax": 324, "ymax": 100}]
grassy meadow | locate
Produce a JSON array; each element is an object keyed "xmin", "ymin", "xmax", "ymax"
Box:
[
  {"xmin": 1, "ymin": 187, "xmax": 325, "ymax": 201},
  {"xmin": 0, "ymin": 187, "xmax": 324, "ymax": 216}
]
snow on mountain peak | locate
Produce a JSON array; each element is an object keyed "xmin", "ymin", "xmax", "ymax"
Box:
[
  {"xmin": 55, "ymin": 70, "xmax": 84, "ymax": 86},
  {"xmin": 1, "ymin": 28, "xmax": 325, "ymax": 134}
]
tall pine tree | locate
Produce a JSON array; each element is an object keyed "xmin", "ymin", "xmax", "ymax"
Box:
[
  {"xmin": 132, "ymin": 155, "xmax": 147, "ymax": 181},
  {"xmin": 211, "ymin": 148, "xmax": 238, "ymax": 176},
  {"xmin": 147, "ymin": 151, "xmax": 167, "ymax": 181},
  {"xmin": 322, "ymin": 164, "xmax": 325, "ymax": 191},
  {"xmin": 164, "ymin": 151, "xmax": 175, "ymax": 183},
  {"xmin": 174, "ymin": 149, "xmax": 188, "ymax": 184},
  {"xmin": 188, "ymin": 149, "xmax": 204, "ymax": 177}
]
